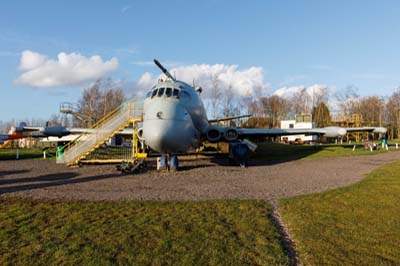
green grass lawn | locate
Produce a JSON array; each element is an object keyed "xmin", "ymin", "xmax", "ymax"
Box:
[
  {"xmin": 0, "ymin": 199, "xmax": 288, "ymax": 266},
  {"xmin": 254, "ymin": 143, "xmax": 392, "ymax": 161},
  {"xmin": 0, "ymin": 148, "xmax": 44, "ymax": 160},
  {"xmin": 279, "ymin": 161, "xmax": 400, "ymax": 266}
]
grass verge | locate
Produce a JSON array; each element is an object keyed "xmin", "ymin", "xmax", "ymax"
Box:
[
  {"xmin": 0, "ymin": 148, "xmax": 44, "ymax": 160},
  {"xmin": 0, "ymin": 199, "xmax": 288, "ymax": 266},
  {"xmin": 255, "ymin": 143, "xmax": 391, "ymax": 161},
  {"xmin": 279, "ymin": 161, "xmax": 400, "ymax": 265}
]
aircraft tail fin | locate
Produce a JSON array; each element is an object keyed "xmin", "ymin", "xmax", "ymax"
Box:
[{"xmin": 15, "ymin": 122, "xmax": 27, "ymax": 132}]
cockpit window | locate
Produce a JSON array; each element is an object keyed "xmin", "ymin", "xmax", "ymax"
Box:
[
  {"xmin": 157, "ymin": 87, "xmax": 165, "ymax": 97},
  {"xmin": 151, "ymin": 89, "xmax": 157, "ymax": 98},
  {"xmin": 146, "ymin": 86, "xmax": 156, "ymax": 98},
  {"xmin": 173, "ymin": 88, "xmax": 179, "ymax": 98},
  {"xmin": 165, "ymin": 87, "xmax": 172, "ymax": 97}
]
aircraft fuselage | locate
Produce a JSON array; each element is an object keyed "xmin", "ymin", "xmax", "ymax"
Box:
[{"xmin": 142, "ymin": 79, "xmax": 209, "ymax": 154}]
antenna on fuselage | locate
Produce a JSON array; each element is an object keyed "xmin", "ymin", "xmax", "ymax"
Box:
[{"xmin": 154, "ymin": 59, "xmax": 176, "ymax": 81}]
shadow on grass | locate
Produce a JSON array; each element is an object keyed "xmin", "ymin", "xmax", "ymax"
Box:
[
  {"xmin": 142, "ymin": 143, "xmax": 378, "ymax": 171},
  {"xmin": 204, "ymin": 143, "xmax": 324, "ymax": 167},
  {"xmin": 207, "ymin": 143, "xmax": 380, "ymax": 168},
  {"xmin": 0, "ymin": 172, "xmax": 121, "ymax": 195}
]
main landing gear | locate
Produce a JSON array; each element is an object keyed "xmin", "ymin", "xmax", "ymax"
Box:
[{"xmin": 157, "ymin": 154, "xmax": 179, "ymax": 171}]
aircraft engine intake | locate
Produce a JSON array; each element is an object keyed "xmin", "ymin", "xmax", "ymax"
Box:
[
  {"xmin": 323, "ymin": 126, "xmax": 347, "ymax": 138},
  {"xmin": 223, "ymin": 127, "xmax": 239, "ymax": 142},
  {"xmin": 205, "ymin": 126, "xmax": 222, "ymax": 143},
  {"xmin": 137, "ymin": 127, "xmax": 145, "ymax": 141}
]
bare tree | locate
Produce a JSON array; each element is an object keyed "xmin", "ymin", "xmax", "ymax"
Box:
[
  {"xmin": 335, "ymin": 85, "xmax": 360, "ymax": 116},
  {"xmin": 291, "ymin": 88, "xmax": 312, "ymax": 115},
  {"xmin": 261, "ymin": 95, "xmax": 290, "ymax": 128},
  {"xmin": 350, "ymin": 96, "xmax": 384, "ymax": 126},
  {"xmin": 311, "ymin": 86, "xmax": 329, "ymax": 108},
  {"xmin": 312, "ymin": 102, "xmax": 331, "ymax": 127},
  {"xmin": 76, "ymin": 79, "xmax": 126, "ymax": 127},
  {"xmin": 222, "ymin": 84, "xmax": 236, "ymax": 117},
  {"xmin": 385, "ymin": 88, "xmax": 400, "ymax": 138},
  {"xmin": 208, "ymin": 74, "xmax": 222, "ymax": 119}
]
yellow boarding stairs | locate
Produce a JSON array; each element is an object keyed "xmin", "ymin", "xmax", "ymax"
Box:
[{"xmin": 56, "ymin": 100, "xmax": 146, "ymax": 166}]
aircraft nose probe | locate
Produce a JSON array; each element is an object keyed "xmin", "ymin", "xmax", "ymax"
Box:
[{"xmin": 154, "ymin": 59, "xmax": 176, "ymax": 81}]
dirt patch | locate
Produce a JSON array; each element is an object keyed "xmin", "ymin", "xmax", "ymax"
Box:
[{"xmin": 1, "ymin": 152, "xmax": 400, "ymax": 201}]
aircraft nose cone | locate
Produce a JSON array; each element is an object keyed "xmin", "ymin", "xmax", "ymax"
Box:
[
  {"xmin": 142, "ymin": 99, "xmax": 200, "ymax": 153},
  {"xmin": 143, "ymin": 120, "xmax": 195, "ymax": 153}
]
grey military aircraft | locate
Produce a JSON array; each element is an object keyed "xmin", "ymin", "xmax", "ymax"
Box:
[{"xmin": 140, "ymin": 59, "xmax": 387, "ymax": 169}]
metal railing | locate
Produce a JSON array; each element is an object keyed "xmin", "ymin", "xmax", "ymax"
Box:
[{"xmin": 57, "ymin": 100, "xmax": 143, "ymax": 165}]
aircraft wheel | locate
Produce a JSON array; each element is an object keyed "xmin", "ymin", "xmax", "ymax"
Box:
[
  {"xmin": 239, "ymin": 160, "xmax": 248, "ymax": 168},
  {"xmin": 170, "ymin": 156, "xmax": 179, "ymax": 171}
]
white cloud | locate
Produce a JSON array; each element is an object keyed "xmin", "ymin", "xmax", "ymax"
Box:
[
  {"xmin": 274, "ymin": 84, "xmax": 337, "ymax": 114},
  {"xmin": 15, "ymin": 50, "xmax": 118, "ymax": 88},
  {"xmin": 19, "ymin": 50, "xmax": 48, "ymax": 70},
  {"xmin": 273, "ymin": 84, "xmax": 329, "ymax": 99},
  {"xmin": 134, "ymin": 63, "xmax": 270, "ymax": 98}
]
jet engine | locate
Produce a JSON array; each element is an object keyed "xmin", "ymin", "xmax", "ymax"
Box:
[
  {"xmin": 205, "ymin": 126, "xmax": 223, "ymax": 143},
  {"xmin": 137, "ymin": 127, "xmax": 145, "ymax": 141},
  {"xmin": 43, "ymin": 125, "xmax": 70, "ymax": 137},
  {"xmin": 223, "ymin": 127, "xmax": 239, "ymax": 142},
  {"xmin": 322, "ymin": 126, "xmax": 347, "ymax": 138}
]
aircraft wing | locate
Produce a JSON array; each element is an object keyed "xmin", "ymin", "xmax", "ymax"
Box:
[
  {"xmin": 68, "ymin": 128, "xmax": 95, "ymax": 134},
  {"xmin": 18, "ymin": 126, "xmax": 44, "ymax": 132},
  {"xmin": 236, "ymin": 127, "xmax": 342, "ymax": 137},
  {"xmin": 235, "ymin": 126, "xmax": 386, "ymax": 139},
  {"xmin": 345, "ymin": 127, "xmax": 387, "ymax": 134},
  {"xmin": 68, "ymin": 128, "xmax": 135, "ymax": 135},
  {"xmin": 208, "ymin": 114, "xmax": 252, "ymax": 123}
]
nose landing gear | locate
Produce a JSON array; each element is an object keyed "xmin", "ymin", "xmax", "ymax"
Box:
[
  {"xmin": 157, "ymin": 154, "xmax": 179, "ymax": 171},
  {"xmin": 169, "ymin": 155, "xmax": 179, "ymax": 171}
]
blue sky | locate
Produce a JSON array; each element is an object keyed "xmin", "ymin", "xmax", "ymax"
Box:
[{"xmin": 1, "ymin": 0, "xmax": 400, "ymax": 122}]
